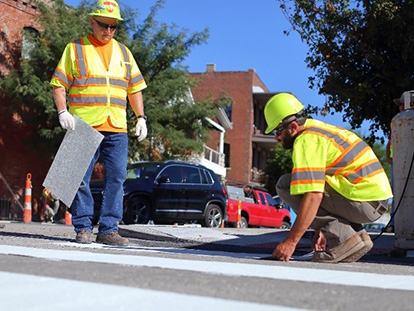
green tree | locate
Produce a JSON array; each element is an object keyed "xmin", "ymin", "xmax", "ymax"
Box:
[
  {"xmin": 278, "ymin": 0, "xmax": 414, "ymax": 142},
  {"xmin": 263, "ymin": 144, "xmax": 293, "ymax": 195},
  {"xmin": 127, "ymin": 0, "xmax": 225, "ymax": 160},
  {"xmin": 0, "ymin": 0, "xmax": 220, "ymax": 161}
]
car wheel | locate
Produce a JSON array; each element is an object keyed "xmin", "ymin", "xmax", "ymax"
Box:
[
  {"xmin": 202, "ymin": 204, "xmax": 223, "ymax": 228},
  {"xmin": 240, "ymin": 216, "xmax": 248, "ymax": 228},
  {"xmin": 280, "ymin": 221, "xmax": 291, "ymax": 229},
  {"xmin": 124, "ymin": 197, "xmax": 151, "ymax": 225}
]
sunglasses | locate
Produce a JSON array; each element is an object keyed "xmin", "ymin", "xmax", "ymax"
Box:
[
  {"xmin": 274, "ymin": 125, "xmax": 286, "ymax": 136},
  {"xmin": 94, "ymin": 19, "xmax": 118, "ymax": 30},
  {"xmin": 273, "ymin": 114, "xmax": 300, "ymax": 136},
  {"xmin": 274, "ymin": 119, "xmax": 295, "ymax": 136}
]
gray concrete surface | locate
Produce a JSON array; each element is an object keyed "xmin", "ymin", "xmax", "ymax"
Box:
[{"xmin": 0, "ymin": 220, "xmax": 406, "ymax": 262}]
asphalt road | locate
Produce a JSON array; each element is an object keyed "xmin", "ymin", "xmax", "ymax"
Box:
[{"xmin": 0, "ymin": 221, "xmax": 413, "ymax": 311}]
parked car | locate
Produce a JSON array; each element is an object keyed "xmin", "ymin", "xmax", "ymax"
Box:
[
  {"xmin": 90, "ymin": 161, "xmax": 227, "ymax": 227},
  {"xmin": 226, "ymin": 186, "xmax": 291, "ymax": 229}
]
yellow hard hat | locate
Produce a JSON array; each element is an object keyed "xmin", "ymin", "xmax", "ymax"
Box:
[
  {"xmin": 89, "ymin": 0, "xmax": 123, "ymax": 21},
  {"xmin": 264, "ymin": 93, "xmax": 305, "ymax": 134}
]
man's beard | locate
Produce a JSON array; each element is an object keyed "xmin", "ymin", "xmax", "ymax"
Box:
[{"xmin": 281, "ymin": 130, "xmax": 295, "ymax": 150}]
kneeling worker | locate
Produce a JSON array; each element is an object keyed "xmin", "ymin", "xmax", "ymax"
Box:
[{"xmin": 264, "ymin": 93, "xmax": 392, "ymax": 263}]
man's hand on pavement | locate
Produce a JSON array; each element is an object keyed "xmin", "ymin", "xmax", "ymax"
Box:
[
  {"xmin": 272, "ymin": 239, "xmax": 297, "ymax": 261},
  {"xmin": 58, "ymin": 110, "xmax": 74, "ymax": 130},
  {"xmin": 312, "ymin": 230, "xmax": 326, "ymax": 251},
  {"xmin": 135, "ymin": 118, "xmax": 147, "ymax": 142}
]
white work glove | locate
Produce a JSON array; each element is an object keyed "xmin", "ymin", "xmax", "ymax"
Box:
[
  {"xmin": 58, "ymin": 109, "xmax": 75, "ymax": 130},
  {"xmin": 135, "ymin": 117, "xmax": 147, "ymax": 142}
]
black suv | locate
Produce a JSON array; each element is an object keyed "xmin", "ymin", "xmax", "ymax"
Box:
[{"xmin": 91, "ymin": 161, "xmax": 227, "ymax": 227}]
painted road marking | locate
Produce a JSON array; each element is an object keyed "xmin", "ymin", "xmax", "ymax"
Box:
[
  {"xmin": 1, "ymin": 245, "xmax": 413, "ymax": 291},
  {"xmin": 0, "ymin": 271, "xmax": 307, "ymax": 311},
  {"xmin": 59, "ymin": 241, "xmax": 268, "ymax": 259}
]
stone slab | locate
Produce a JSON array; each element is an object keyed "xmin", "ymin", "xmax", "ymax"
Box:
[{"xmin": 43, "ymin": 116, "xmax": 103, "ymax": 207}]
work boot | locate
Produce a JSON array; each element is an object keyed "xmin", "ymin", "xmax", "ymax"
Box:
[
  {"xmin": 341, "ymin": 230, "xmax": 373, "ymax": 263},
  {"xmin": 96, "ymin": 231, "xmax": 129, "ymax": 246},
  {"xmin": 75, "ymin": 230, "xmax": 93, "ymax": 244},
  {"xmin": 312, "ymin": 232, "xmax": 365, "ymax": 263}
]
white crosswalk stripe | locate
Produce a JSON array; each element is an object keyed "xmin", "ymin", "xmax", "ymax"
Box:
[
  {"xmin": 0, "ymin": 271, "xmax": 306, "ymax": 311},
  {"xmin": 1, "ymin": 245, "xmax": 414, "ymax": 291}
]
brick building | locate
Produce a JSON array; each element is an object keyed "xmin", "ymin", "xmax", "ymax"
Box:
[
  {"xmin": 0, "ymin": 0, "xmax": 52, "ymax": 208},
  {"xmin": 190, "ymin": 64, "xmax": 277, "ymax": 186}
]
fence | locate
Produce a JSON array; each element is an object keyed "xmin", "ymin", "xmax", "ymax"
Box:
[
  {"xmin": 0, "ymin": 172, "xmax": 24, "ymax": 221},
  {"xmin": 0, "ymin": 196, "xmax": 11, "ymax": 220},
  {"xmin": 203, "ymin": 145, "xmax": 225, "ymax": 167}
]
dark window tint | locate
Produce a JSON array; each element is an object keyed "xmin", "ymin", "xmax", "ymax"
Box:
[
  {"xmin": 201, "ymin": 169, "xmax": 214, "ymax": 185},
  {"xmin": 127, "ymin": 163, "xmax": 159, "ymax": 179},
  {"xmin": 266, "ymin": 194, "xmax": 277, "ymax": 207},
  {"xmin": 159, "ymin": 165, "xmax": 182, "ymax": 183},
  {"xmin": 259, "ymin": 193, "xmax": 266, "ymax": 205},
  {"xmin": 182, "ymin": 167, "xmax": 201, "ymax": 184}
]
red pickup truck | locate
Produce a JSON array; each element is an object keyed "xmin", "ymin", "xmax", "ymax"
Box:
[{"xmin": 226, "ymin": 186, "xmax": 291, "ymax": 229}]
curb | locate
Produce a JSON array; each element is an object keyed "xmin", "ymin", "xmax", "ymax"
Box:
[{"xmin": 118, "ymin": 226, "xmax": 197, "ymax": 244}]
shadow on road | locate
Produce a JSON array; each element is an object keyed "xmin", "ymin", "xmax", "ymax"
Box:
[{"xmin": 0, "ymin": 231, "xmax": 73, "ymax": 243}]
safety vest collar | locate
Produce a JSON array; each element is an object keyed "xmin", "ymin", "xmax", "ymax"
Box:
[{"xmin": 73, "ymin": 37, "xmax": 131, "ymax": 81}]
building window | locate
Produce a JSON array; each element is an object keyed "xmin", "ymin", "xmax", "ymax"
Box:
[
  {"xmin": 22, "ymin": 27, "xmax": 39, "ymax": 60},
  {"xmin": 253, "ymin": 103, "xmax": 265, "ymax": 133},
  {"xmin": 252, "ymin": 146, "xmax": 256, "ymax": 168},
  {"xmin": 224, "ymin": 104, "xmax": 232, "ymax": 122},
  {"xmin": 224, "ymin": 143, "xmax": 230, "ymax": 167}
]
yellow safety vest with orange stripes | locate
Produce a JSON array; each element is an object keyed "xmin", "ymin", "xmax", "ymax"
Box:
[
  {"xmin": 50, "ymin": 36, "xmax": 147, "ymax": 129},
  {"xmin": 290, "ymin": 119, "xmax": 392, "ymax": 201}
]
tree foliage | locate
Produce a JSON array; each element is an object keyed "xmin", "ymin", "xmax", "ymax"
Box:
[
  {"xmin": 0, "ymin": 0, "xmax": 220, "ymax": 161},
  {"xmin": 278, "ymin": 0, "xmax": 414, "ymax": 142},
  {"xmin": 263, "ymin": 144, "xmax": 293, "ymax": 195}
]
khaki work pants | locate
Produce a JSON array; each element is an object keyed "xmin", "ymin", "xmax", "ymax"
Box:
[{"xmin": 276, "ymin": 174, "xmax": 388, "ymax": 244}]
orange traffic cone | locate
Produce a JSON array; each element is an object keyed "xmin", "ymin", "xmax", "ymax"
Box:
[
  {"xmin": 237, "ymin": 199, "xmax": 242, "ymax": 229},
  {"xmin": 65, "ymin": 210, "xmax": 72, "ymax": 225},
  {"xmin": 23, "ymin": 173, "xmax": 32, "ymax": 223}
]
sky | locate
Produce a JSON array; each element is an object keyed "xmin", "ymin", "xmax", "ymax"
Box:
[{"xmin": 64, "ymin": 0, "xmax": 380, "ymax": 138}]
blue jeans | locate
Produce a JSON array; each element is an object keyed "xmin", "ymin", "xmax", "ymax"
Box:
[{"xmin": 71, "ymin": 133, "xmax": 128, "ymax": 234}]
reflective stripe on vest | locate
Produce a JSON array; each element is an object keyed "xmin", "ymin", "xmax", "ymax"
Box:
[
  {"xmin": 72, "ymin": 39, "xmax": 131, "ymax": 80},
  {"xmin": 70, "ymin": 39, "xmax": 130, "ymax": 108},
  {"xmin": 118, "ymin": 43, "xmax": 131, "ymax": 81},
  {"xmin": 291, "ymin": 126, "xmax": 384, "ymax": 186},
  {"xmin": 52, "ymin": 68, "xmax": 72, "ymax": 88},
  {"xmin": 74, "ymin": 38, "xmax": 87, "ymax": 77},
  {"xmin": 71, "ymin": 77, "xmax": 129, "ymax": 89},
  {"xmin": 70, "ymin": 95, "xmax": 126, "ymax": 106},
  {"xmin": 66, "ymin": 37, "xmax": 136, "ymax": 128}
]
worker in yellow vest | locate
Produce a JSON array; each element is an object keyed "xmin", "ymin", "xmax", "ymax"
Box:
[
  {"xmin": 264, "ymin": 93, "xmax": 392, "ymax": 263},
  {"xmin": 50, "ymin": 0, "xmax": 147, "ymax": 246}
]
